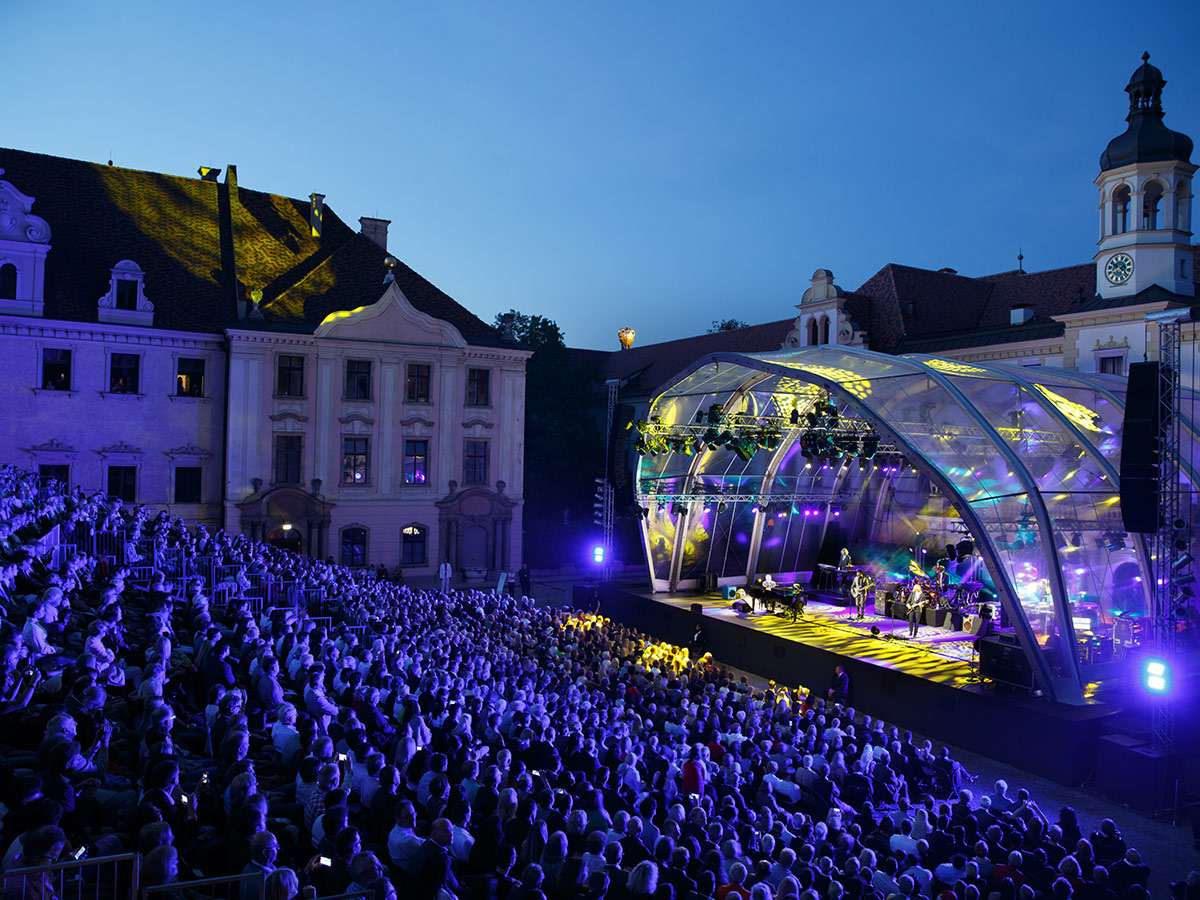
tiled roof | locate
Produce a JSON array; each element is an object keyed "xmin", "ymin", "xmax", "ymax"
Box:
[
  {"xmin": 896, "ymin": 317, "xmax": 1065, "ymax": 353},
  {"xmin": 0, "ymin": 148, "xmax": 498, "ymax": 341}
]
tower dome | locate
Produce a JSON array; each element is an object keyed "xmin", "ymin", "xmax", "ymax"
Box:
[{"xmin": 1100, "ymin": 53, "xmax": 1193, "ymax": 171}]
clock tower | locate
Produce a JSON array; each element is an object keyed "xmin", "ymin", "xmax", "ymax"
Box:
[{"xmin": 1095, "ymin": 54, "xmax": 1195, "ymax": 300}]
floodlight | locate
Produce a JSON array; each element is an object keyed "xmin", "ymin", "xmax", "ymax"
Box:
[{"xmin": 1139, "ymin": 656, "xmax": 1173, "ymax": 696}]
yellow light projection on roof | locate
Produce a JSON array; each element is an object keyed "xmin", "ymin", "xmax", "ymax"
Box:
[
  {"xmin": 924, "ymin": 359, "xmax": 987, "ymax": 376},
  {"xmin": 772, "ymin": 363, "xmax": 872, "ymax": 398},
  {"xmin": 1031, "ymin": 384, "xmax": 1102, "ymax": 433}
]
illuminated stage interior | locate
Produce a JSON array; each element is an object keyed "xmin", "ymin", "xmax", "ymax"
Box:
[
  {"xmin": 632, "ymin": 346, "xmax": 1200, "ymax": 705},
  {"xmin": 655, "ymin": 591, "xmax": 977, "ymax": 686}
]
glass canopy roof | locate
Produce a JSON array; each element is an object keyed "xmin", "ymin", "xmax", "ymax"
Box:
[{"xmin": 635, "ymin": 346, "xmax": 1199, "ymax": 703}]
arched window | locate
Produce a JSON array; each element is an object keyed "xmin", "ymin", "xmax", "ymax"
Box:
[
  {"xmin": 1176, "ymin": 179, "xmax": 1192, "ymax": 231},
  {"xmin": 821, "ymin": 316, "xmax": 831, "ymax": 345},
  {"xmin": 807, "ymin": 318, "xmax": 818, "ymax": 346},
  {"xmin": 1143, "ymin": 181, "xmax": 1164, "ymax": 230},
  {"xmin": 1112, "ymin": 185, "xmax": 1131, "ymax": 235},
  {"xmin": 0, "ymin": 264, "xmax": 15, "ymax": 300},
  {"xmin": 340, "ymin": 525, "xmax": 368, "ymax": 567},
  {"xmin": 400, "ymin": 523, "xmax": 428, "ymax": 566}
]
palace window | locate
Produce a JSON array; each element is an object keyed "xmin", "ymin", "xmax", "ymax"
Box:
[
  {"xmin": 115, "ymin": 278, "xmax": 138, "ymax": 311},
  {"xmin": 403, "ymin": 439, "xmax": 428, "ymax": 485},
  {"xmin": 174, "ymin": 466, "xmax": 202, "ymax": 503},
  {"xmin": 406, "ymin": 364, "xmax": 431, "ymax": 403},
  {"xmin": 176, "ymin": 358, "xmax": 205, "ymax": 397},
  {"xmin": 41, "ymin": 348, "xmax": 72, "ymax": 391},
  {"xmin": 1098, "ymin": 355, "xmax": 1124, "ymax": 376},
  {"xmin": 107, "ymin": 465, "xmax": 137, "ymax": 502},
  {"xmin": 466, "ymin": 368, "xmax": 491, "ymax": 406},
  {"xmin": 401, "ymin": 524, "xmax": 428, "ymax": 566},
  {"xmin": 464, "ymin": 440, "xmax": 488, "ymax": 485},
  {"xmin": 277, "ymin": 355, "xmax": 305, "ymax": 397},
  {"xmin": 345, "ymin": 359, "xmax": 372, "ymax": 401},
  {"xmin": 0, "ymin": 264, "xmax": 15, "ymax": 300},
  {"xmin": 38, "ymin": 464, "xmax": 70, "ymax": 488},
  {"xmin": 342, "ymin": 437, "xmax": 369, "ymax": 484},
  {"xmin": 340, "ymin": 526, "xmax": 368, "ymax": 567},
  {"xmin": 110, "ymin": 353, "xmax": 140, "ymax": 394},
  {"xmin": 274, "ymin": 435, "xmax": 302, "ymax": 485}
]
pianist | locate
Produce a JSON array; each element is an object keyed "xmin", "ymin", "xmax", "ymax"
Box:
[
  {"xmin": 839, "ymin": 547, "xmax": 853, "ymax": 569},
  {"xmin": 762, "ymin": 573, "xmax": 777, "ymax": 591}
]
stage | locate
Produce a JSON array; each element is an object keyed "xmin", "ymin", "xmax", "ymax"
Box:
[{"xmin": 597, "ymin": 583, "xmax": 1127, "ymax": 786}]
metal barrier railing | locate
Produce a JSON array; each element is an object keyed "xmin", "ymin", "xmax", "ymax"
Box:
[
  {"xmin": 50, "ymin": 542, "xmax": 77, "ymax": 570},
  {"xmin": 3, "ymin": 852, "xmax": 140, "ymax": 900},
  {"xmin": 127, "ymin": 566, "xmax": 157, "ymax": 588},
  {"xmin": 143, "ymin": 869, "xmax": 263, "ymax": 900}
]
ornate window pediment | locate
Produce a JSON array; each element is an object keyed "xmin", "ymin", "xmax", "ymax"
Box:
[
  {"xmin": 0, "ymin": 169, "xmax": 52, "ymax": 317},
  {"xmin": 98, "ymin": 259, "xmax": 154, "ymax": 326}
]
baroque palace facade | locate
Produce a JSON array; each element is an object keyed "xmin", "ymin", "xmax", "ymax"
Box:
[{"xmin": 0, "ymin": 149, "xmax": 530, "ymax": 576}]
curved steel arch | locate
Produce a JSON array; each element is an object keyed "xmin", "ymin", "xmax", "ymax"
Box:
[
  {"xmin": 681, "ymin": 350, "xmax": 1059, "ymax": 695},
  {"xmin": 922, "ymin": 356, "xmax": 1156, "ymax": 625}
]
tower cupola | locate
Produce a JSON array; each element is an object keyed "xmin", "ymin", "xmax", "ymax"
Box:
[
  {"xmin": 1100, "ymin": 53, "xmax": 1193, "ymax": 172},
  {"xmin": 1094, "ymin": 54, "xmax": 1196, "ymax": 301}
]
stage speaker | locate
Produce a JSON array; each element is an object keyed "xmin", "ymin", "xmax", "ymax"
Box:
[
  {"xmin": 722, "ymin": 585, "xmax": 737, "ymax": 600},
  {"xmin": 699, "ymin": 573, "xmax": 718, "ymax": 593},
  {"xmin": 690, "ymin": 602, "xmax": 703, "ymax": 614},
  {"xmin": 977, "ymin": 636, "xmax": 1033, "ymax": 688},
  {"xmin": 1120, "ymin": 361, "xmax": 1165, "ymax": 533},
  {"xmin": 1096, "ymin": 734, "xmax": 1176, "ymax": 812}
]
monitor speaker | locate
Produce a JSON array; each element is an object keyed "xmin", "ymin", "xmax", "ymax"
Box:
[{"xmin": 690, "ymin": 603, "xmax": 703, "ymax": 614}]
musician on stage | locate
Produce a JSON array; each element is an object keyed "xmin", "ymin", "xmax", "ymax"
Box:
[
  {"xmin": 932, "ymin": 561, "xmax": 948, "ymax": 592},
  {"xmin": 907, "ymin": 579, "xmax": 925, "ymax": 638},
  {"xmin": 839, "ymin": 547, "xmax": 853, "ymax": 569},
  {"xmin": 762, "ymin": 573, "xmax": 776, "ymax": 591},
  {"xmin": 851, "ymin": 570, "xmax": 871, "ymax": 620},
  {"xmin": 790, "ymin": 581, "xmax": 805, "ymax": 618}
]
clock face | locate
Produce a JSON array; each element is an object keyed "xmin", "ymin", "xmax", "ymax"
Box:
[{"xmin": 1105, "ymin": 253, "xmax": 1134, "ymax": 285}]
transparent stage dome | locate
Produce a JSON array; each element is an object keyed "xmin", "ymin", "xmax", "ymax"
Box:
[{"xmin": 634, "ymin": 346, "xmax": 1199, "ymax": 703}]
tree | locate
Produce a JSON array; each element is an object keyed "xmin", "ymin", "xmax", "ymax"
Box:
[
  {"xmin": 495, "ymin": 310, "xmax": 605, "ymax": 567},
  {"xmin": 708, "ymin": 317, "xmax": 750, "ymax": 333}
]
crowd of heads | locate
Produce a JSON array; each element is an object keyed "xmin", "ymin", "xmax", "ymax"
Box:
[{"xmin": 0, "ymin": 466, "xmax": 1180, "ymax": 900}]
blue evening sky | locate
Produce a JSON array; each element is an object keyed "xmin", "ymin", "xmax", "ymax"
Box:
[{"xmin": 10, "ymin": 0, "xmax": 1200, "ymax": 349}]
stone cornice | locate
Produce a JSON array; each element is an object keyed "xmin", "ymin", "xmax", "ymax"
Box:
[
  {"xmin": 0, "ymin": 318, "xmax": 223, "ymax": 349},
  {"xmin": 1053, "ymin": 300, "xmax": 1177, "ymax": 324},
  {"xmin": 226, "ymin": 329, "xmax": 317, "ymax": 347}
]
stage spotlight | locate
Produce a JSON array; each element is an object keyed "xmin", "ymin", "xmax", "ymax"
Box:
[
  {"xmin": 593, "ymin": 545, "xmax": 605, "ymax": 564},
  {"xmin": 945, "ymin": 544, "xmax": 958, "ymax": 562},
  {"xmin": 1139, "ymin": 656, "xmax": 1173, "ymax": 696},
  {"xmin": 750, "ymin": 504, "xmax": 759, "ymax": 514},
  {"xmin": 790, "ymin": 408, "xmax": 801, "ymax": 426},
  {"xmin": 955, "ymin": 539, "xmax": 974, "ymax": 558},
  {"xmin": 860, "ymin": 433, "xmax": 879, "ymax": 459},
  {"xmin": 695, "ymin": 410, "xmax": 705, "ymax": 424},
  {"xmin": 1176, "ymin": 573, "xmax": 1196, "ymax": 587},
  {"xmin": 1172, "ymin": 552, "xmax": 1193, "ymax": 574},
  {"xmin": 706, "ymin": 404, "xmax": 723, "ymax": 425},
  {"xmin": 657, "ymin": 501, "xmax": 667, "ymax": 512},
  {"xmin": 716, "ymin": 502, "xmax": 726, "ymax": 513}
]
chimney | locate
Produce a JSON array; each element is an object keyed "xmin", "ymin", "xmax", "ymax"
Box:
[
  {"xmin": 309, "ymin": 193, "xmax": 325, "ymax": 238},
  {"xmin": 359, "ymin": 217, "xmax": 390, "ymax": 251},
  {"xmin": 1010, "ymin": 304, "xmax": 1034, "ymax": 325},
  {"xmin": 224, "ymin": 164, "xmax": 238, "ymax": 204},
  {"xmin": 198, "ymin": 166, "xmax": 221, "ymax": 182}
]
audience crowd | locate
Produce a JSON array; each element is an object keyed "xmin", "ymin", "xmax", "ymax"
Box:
[{"xmin": 0, "ymin": 465, "xmax": 1187, "ymax": 900}]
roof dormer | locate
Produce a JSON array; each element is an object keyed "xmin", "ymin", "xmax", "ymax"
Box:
[
  {"xmin": 0, "ymin": 168, "xmax": 52, "ymax": 317},
  {"xmin": 97, "ymin": 259, "xmax": 154, "ymax": 326}
]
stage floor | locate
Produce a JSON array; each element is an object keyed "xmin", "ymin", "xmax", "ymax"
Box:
[{"xmin": 651, "ymin": 592, "xmax": 978, "ymax": 687}]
